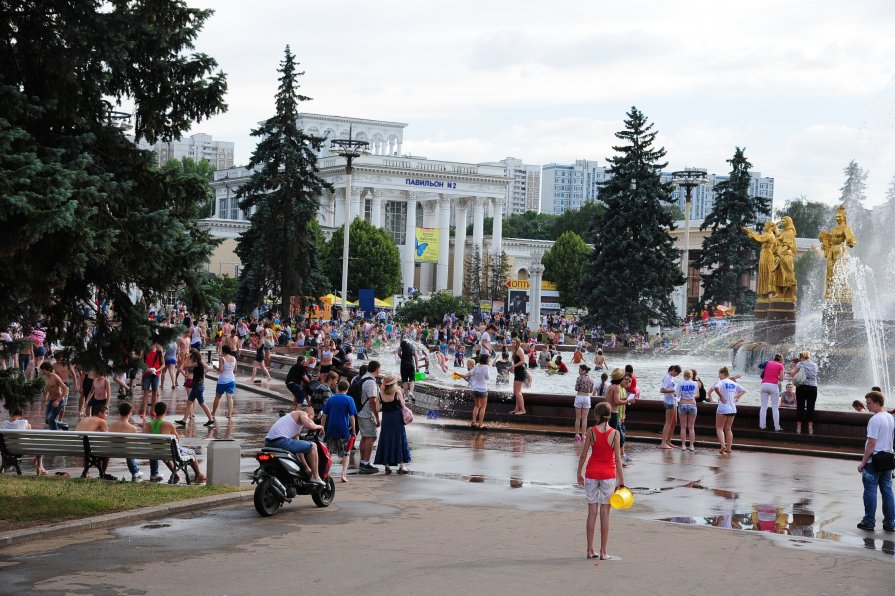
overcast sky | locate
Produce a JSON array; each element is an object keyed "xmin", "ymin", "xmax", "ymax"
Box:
[{"xmin": 187, "ymin": 0, "xmax": 895, "ymax": 209}]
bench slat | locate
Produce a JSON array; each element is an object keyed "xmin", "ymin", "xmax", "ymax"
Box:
[{"xmin": 0, "ymin": 430, "xmax": 182, "ymax": 461}]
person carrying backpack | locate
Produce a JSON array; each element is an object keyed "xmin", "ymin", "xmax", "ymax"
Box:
[{"xmin": 347, "ymin": 361, "xmax": 381, "ymax": 474}]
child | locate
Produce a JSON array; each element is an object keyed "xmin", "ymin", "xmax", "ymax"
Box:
[
  {"xmin": 321, "ymin": 379, "xmax": 357, "ymax": 483},
  {"xmin": 574, "ymin": 365, "xmax": 594, "ymax": 441},
  {"xmin": 464, "ymin": 354, "xmax": 490, "ymax": 429},
  {"xmin": 555, "ymin": 354, "xmax": 569, "ymax": 374},
  {"xmin": 852, "ymin": 399, "xmax": 866, "ymax": 412},
  {"xmin": 453, "ymin": 347, "xmax": 464, "ymax": 368},
  {"xmin": 494, "ymin": 350, "xmax": 511, "ymax": 384},
  {"xmin": 576, "ymin": 401, "xmax": 625, "ymax": 560}
]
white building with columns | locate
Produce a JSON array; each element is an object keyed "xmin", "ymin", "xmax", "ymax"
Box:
[{"xmin": 203, "ymin": 114, "xmax": 518, "ymax": 297}]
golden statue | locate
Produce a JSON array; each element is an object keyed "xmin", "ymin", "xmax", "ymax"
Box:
[
  {"xmin": 743, "ymin": 221, "xmax": 779, "ymax": 298},
  {"xmin": 820, "ymin": 204, "xmax": 857, "ymax": 303},
  {"xmin": 772, "ymin": 216, "xmax": 797, "ymax": 302}
]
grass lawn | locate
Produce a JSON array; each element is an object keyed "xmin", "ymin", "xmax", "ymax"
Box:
[{"xmin": 0, "ymin": 475, "xmax": 246, "ymax": 531}]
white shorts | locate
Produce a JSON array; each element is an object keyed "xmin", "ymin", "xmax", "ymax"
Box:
[
  {"xmin": 574, "ymin": 395, "xmax": 592, "ymax": 409},
  {"xmin": 585, "ymin": 478, "xmax": 615, "ymax": 505}
]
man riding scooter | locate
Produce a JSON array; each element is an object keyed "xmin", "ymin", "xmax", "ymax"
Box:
[{"xmin": 264, "ymin": 408, "xmax": 326, "ymax": 486}]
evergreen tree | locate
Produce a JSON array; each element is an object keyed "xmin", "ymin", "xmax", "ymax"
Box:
[
  {"xmin": 0, "ymin": 0, "xmax": 227, "ymax": 380},
  {"xmin": 839, "ymin": 160, "xmax": 870, "ymax": 254},
  {"xmin": 695, "ymin": 148, "xmax": 770, "ymax": 313},
  {"xmin": 463, "ymin": 250, "xmax": 483, "ymax": 304},
  {"xmin": 487, "ymin": 251, "xmax": 510, "ymax": 302},
  {"xmin": 582, "ymin": 107, "xmax": 683, "ymax": 331},
  {"xmin": 324, "ymin": 219, "xmax": 402, "ymax": 299},
  {"xmin": 543, "ymin": 231, "xmax": 592, "ymax": 307},
  {"xmin": 235, "ymin": 46, "xmax": 332, "ymax": 317}
]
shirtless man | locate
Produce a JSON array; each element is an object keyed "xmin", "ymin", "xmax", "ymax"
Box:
[
  {"xmin": 145, "ymin": 402, "xmax": 206, "ymax": 484},
  {"xmin": 593, "ymin": 349, "xmax": 608, "ymax": 371},
  {"xmin": 107, "ymin": 402, "xmax": 144, "ymax": 481},
  {"xmin": 40, "ymin": 362, "xmax": 69, "ymax": 430},
  {"xmin": 75, "ymin": 404, "xmax": 111, "ymax": 478},
  {"xmin": 51, "ymin": 352, "xmax": 79, "ymax": 421},
  {"xmin": 227, "ymin": 328, "xmax": 240, "ymax": 354},
  {"xmin": 84, "ymin": 372, "xmax": 111, "ymax": 418},
  {"xmin": 175, "ymin": 330, "xmax": 191, "ymax": 386}
]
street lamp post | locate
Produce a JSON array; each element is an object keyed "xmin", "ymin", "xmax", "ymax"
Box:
[
  {"xmin": 330, "ymin": 127, "xmax": 370, "ymax": 321},
  {"xmin": 670, "ymin": 170, "xmax": 708, "ymax": 319}
]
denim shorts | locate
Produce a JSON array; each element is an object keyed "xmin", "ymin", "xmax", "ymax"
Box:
[
  {"xmin": 664, "ymin": 401, "xmax": 676, "ymax": 410},
  {"xmin": 678, "ymin": 404, "xmax": 697, "ymax": 416},
  {"xmin": 265, "ymin": 436, "xmax": 312, "ymax": 454},
  {"xmin": 142, "ymin": 374, "xmax": 160, "ymax": 391},
  {"xmin": 187, "ymin": 384, "xmax": 205, "ymax": 403}
]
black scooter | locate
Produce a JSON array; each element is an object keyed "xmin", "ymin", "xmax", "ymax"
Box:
[{"xmin": 251, "ymin": 431, "xmax": 335, "ymax": 517}]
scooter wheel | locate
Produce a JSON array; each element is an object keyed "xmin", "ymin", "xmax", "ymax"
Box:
[
  {"xmin": 254, "ymin": 478, "xmax": 283, "ymax": 516},
  {"xmin": 311, "ymin": 476, "xmax": 335, "ymax": 507}
]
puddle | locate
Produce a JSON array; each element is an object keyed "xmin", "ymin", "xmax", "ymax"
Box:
[{"xmin": 140, "ymin": 523, "xmax": 170, "ymax": 530}]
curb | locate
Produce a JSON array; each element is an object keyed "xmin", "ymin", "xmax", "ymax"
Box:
[{"xmin": 0, "ymin": 489, "xmax": 254, "ymax": 548}]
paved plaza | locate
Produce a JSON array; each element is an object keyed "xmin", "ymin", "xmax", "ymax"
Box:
[{"xmin": 3, "ymin": 374, "xmax": 895, "ymax": 594}]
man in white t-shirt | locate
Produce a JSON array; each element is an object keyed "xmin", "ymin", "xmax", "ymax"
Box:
[{"xmin": 857, "ymin": 391, "xmax": 895, "ymax": 531}]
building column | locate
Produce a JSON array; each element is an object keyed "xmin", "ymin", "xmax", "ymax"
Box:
[
  {"xmin": 492, "ymin": 197, "xmax": 505, "ymax": 255},
  {"xmin": 472, "ymin": 197, "xmax": 485, "ymax": 251},
  {"xmin": 349, "ymin": 187, "xmax": 362, "ymax": 221},
  {"xmin": 402, "ymin": 193, "xmax": 418, "ymax": 294},
  {"xmin": 334, "ymin": 189, "xmax": 346, "ymax": 229},
  {"xmin": 436, "ymin": 195, "xmax": 452, "ymax": 291},
  {"xmin": 370, "ymin": 190, "xmax": 382, "ymax": 227},
  {"xmin": 528, "ymin": 251, "xmax": 545, "ymax": 332},
  {"xmin": 452, "ymin": 198, "xmax": 470, "ymax": 296}
]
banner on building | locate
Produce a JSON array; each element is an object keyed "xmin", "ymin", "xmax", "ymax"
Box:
[
  {"xmin": 479, "ymin": 300, "xmax": 492, "ymax": 313},
  {"xmin": 414, "ymin": 227, "xmax": 439, "ymax": 262}
]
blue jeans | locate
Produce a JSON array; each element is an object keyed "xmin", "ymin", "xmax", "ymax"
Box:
[
  {"xmin": 126, "ymin": 458, "xmax": 141, "ymax": 475},
  {"xmin": 862, "ymin": 459, "xmax": 895, "ymax": 528},
  {"xmin": 265, "ymin": 436, "xmax": 312, "ymax": 454},
  {"xmin": 45, "ymin": 399, "xmax": 67, "ymax": 430}
]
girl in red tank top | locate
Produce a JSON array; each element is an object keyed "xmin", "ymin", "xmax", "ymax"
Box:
[{"xmin": 577, "ymin": 402, "xmax": 625, "ymax": 560}]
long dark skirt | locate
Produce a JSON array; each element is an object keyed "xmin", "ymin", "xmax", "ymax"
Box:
[{"xmin": 373, "ymin": 409, "xmax": 411, "ymax": 466}]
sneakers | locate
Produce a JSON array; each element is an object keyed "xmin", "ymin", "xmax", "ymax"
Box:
[
  {"xmin": 132, "ymin": 471, "xmax": 144, "ymax": 482},
  {"xmin": 884, "ymin": 526, "xmax": 895, "ymax": 532},
  {"xmin": 358, "ymin": 462, "xmax": 379, "ymax": 474},
  {"xmin": 150, "ymin": 474, "xmax": 164, "ymax": 483},
  {"xmin": 574, "ymin": 434, "xmax": 582, "ymax": 442},
  {"xmin": 168, "ymin": 474, "xmax": 180, "ymax": 485},
  {"xmin": 622, "ymin": 455, "xmax": 633, "ymax": 464},
  {"xmin": 175, "ymin": 419, "xmax": 187, "ymax": 426},
  {"xmin": 857, "ymin": 521, "xmax": 875, "ymax": 531}
]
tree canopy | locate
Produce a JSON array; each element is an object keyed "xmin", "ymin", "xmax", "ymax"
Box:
[
  {"xmin": 695, "ymin": 148, "xmax": 770, "ymax": 313},
  {"xmin": 779, "ymin": 198, "xmax": 835, "ymax": 239},
  {"xmin": 324, "ymin": 219, "xmax": 402, "ymax": 300},
  {"xmin": 465, "ymin": 202, "xmax": 603, "ymax": 243},
  {"xmin": 394, "ymin": 292, "xmax": 473, "ymax": 324},
  {"xmin": 542, "ymin": 231, "xmax": 591, "ymax": 307},
  {"xmin": 582, "ymin": 107, "xmax": 683, "ymax": 331},
  {"xmin": 0, "ymin": 0, "xmax": 227, "ymax": 382},
  {"xmin": 234, "ymin": 46, "xmax": 331, "ymax": 317}
]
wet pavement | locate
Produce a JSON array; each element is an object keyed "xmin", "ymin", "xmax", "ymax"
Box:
[{"xmin": 10, "ymin": 371, "xmax": 893, "ymax": 563}]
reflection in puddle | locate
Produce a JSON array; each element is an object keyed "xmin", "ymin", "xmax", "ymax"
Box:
[{"xmin": 659, "ymin": 504, "xmax": 895, "ymax": 556}]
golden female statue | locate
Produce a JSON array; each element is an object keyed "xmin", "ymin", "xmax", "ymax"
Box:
[
  {"xmin": 820, "ymin": 204, "xmax": 857, "ymax": 302},
  {"xmin": 743, "ymin": 221, "xmax": 779, "ymax": 297},
  {"xmin": 773, "ymin": 216, "xmax": 797, "ymax": 301}
]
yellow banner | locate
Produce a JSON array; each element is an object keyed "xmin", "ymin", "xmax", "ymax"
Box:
[
  {"xmin": 414, "ymin": 227, "xmax": 439, "ymax": 262},
  {"xmin": 505, "ymin": 279, "xmax": 558, "ymax": 291}
]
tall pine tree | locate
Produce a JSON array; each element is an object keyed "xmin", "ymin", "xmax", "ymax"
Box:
[
  {"xmin": 0, "ymin": 0, "xmax": 227, "ymax": 380},
  {"xmin": 695, "ymin": 148, "xmax": 770, "ymax": 313},
  {"xmin": 583, "ymin": 107, "xmax": 682, "ymax": 331},
  {"xmin": 235, "ymin": 46, "xmax": 332, "ymax": 317}
]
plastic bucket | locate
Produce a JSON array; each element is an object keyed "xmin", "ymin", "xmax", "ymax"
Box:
[
  {"xmin": 609, "ymin": 486, "xmax": 634, "ymax": 510},
  {"xmin": 414, "ymin": 371, "xmax": 427, "ymax": 381}
]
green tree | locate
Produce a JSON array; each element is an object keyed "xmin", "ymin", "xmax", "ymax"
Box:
[
  {"xmin": 840, "ymin": 160, "xmax": 870, "ymax": 247},
  {"xmin": 583, "ymin": 107, "xmax": 683, "ymax": 330},
  {"xmin": 486, "ymin": 251, "xmax": 511, "ymax": 302},
  {"xmin": 543, "ymin": 231, "xmax": 592, "ymax": 307},
  {"xmin": 235, "ymin": 46, "xmax": 331, "ymax": 317},
  {"xmin": 794, "ymin": 249, "xmax": 825, "ymax": 308},
  {"xmin": 779, "ymin": 197, "xmax": 835, "ymax": 239},
  {"xmin": 324, "ymin": 219, "xmax": 402, "ymax": 299},
  {"xmin": 0, "ymin": 0, "xmax": 227, "ymax": 380},
  {"xmin": 463, "ymin": 250, "xmax": 483, "ymax": 304},
  {"xmin": 160, "ymin": 157, "xmax": 216, "ymax": 218},
  {"xmin": 394, "ymin": 292, "xmax": 473, "ymax": 324},
  {"xmin": 551, "ymin": 201, "xmax": 603, "ymax": 243},
  {"xmin": 695, "ymin": 148, "xmax": 771, "ymax": 313}
]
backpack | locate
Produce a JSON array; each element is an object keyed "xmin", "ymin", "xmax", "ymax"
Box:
[{"xmin": 347, "ymin": 375, "xmax": 375, "ymax": 412}]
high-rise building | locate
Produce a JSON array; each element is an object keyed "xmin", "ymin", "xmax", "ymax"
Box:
[
  {"xmin": 135, "ymin": 133, "xmax": 234, "ymax": 170},
  {"xmin": 539, "ymin": 159, "xmax": 608, "ymax": 214},
  {"xmin": 663, "ymin": 169, "xmax": 774, "ymax": 220},
  {"xmin": 496, "ymin": 157, "xmax": 541, "ymax": 216}
]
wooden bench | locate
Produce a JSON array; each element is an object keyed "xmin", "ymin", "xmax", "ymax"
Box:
[{"xmin": 0, "ymin": 429, "xmax": 199, "ymax": 484}]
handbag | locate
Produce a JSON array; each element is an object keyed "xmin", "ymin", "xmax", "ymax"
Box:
[
  {"xmin": 400, "ymin": 396, "xmax": 413, "ymax": 425},
  {"xmin": 792, "ymin": 365, "xmax": 807, "ymax": 387}
]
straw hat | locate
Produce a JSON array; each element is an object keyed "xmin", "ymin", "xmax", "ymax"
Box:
[
  {"xmin": 382, "ymin": 374, "xmax": 398, "ymax": 386},
  {"xmin": 610, "ymin": 368, "xmax": 625, "ymax": 382}
]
